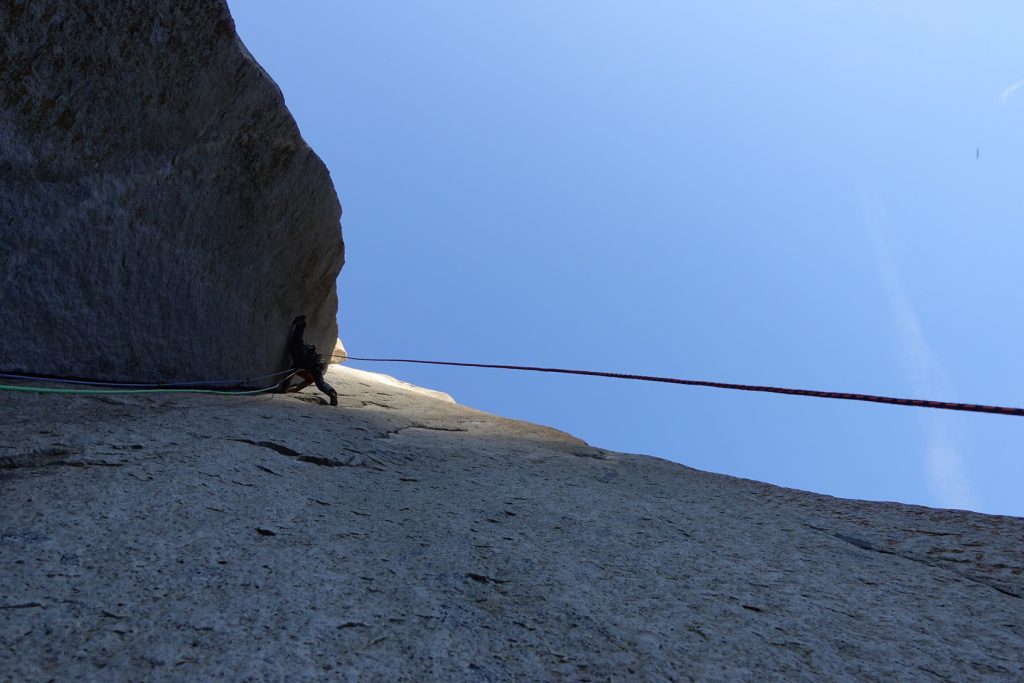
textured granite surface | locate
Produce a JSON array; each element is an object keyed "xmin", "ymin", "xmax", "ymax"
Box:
[{"xmin": 1, "ymin": 366, "xmax": 1021, "ymax": 681}]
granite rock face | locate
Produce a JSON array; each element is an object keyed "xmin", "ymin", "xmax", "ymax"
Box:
[
  {"xmin": 0, "ymin": 1, "xmax": 343, "ymax": 382},
  {"xmin": 1, "ymin": 366, "xmax": 1022, "ymax": 680}
]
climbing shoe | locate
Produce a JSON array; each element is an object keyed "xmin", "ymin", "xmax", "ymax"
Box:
[{"xmin": 329, "ymin": 392, "xmax": 338, "ymax": 407}]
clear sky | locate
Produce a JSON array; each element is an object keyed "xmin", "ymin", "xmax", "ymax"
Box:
[{"xmin": 229, "ymin": 1, "xmax": 1024, "ymax": 517}]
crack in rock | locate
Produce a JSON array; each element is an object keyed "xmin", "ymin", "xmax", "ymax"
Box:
[
  {"xmin": 233, "ymin": 438, "xmax": 383, "ymax": 469},
  {"xmin": 385, "ymin": 425, "xmax": 470, "ymax": 439},
  {"xmin": 830, "ymin": 530, "xmax": 1022, "ymax": 600},
  {"xmin": 234, "ymin": 439, "xmax": 302, "ymax": 458},
  {"xmin": 297, "ymin": 455, "xmax": 348, "ymax": 468},
  {"xmin": 1, "ymin": 444, "xmax": 125, "ymax": 470},
  {"xmin": 0, "ymin": 445, "xmax": 79, "ymax": 469},
  {"xmin": 2, "ymin": 459, "xmax": 124, "ymax": 470},
  {"xmin": 834, "ymin": 533, "xmax": 876, "ymax": 552},
  {"xmin": 466, "ymin": 572, "xmax": 510, "ymax": 585}
]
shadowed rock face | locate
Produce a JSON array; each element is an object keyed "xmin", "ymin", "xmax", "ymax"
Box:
[{"xmin": 0, "ymin": 1, "xmax": 343, "ymax": 382}]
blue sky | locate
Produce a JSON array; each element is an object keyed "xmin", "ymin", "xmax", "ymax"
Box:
[{"xmin": 230, "ymin": 2, "xmax": 1024, "ymax": 517}]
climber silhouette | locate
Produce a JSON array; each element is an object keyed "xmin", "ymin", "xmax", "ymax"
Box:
[{"xmin": 281, "ymin": 315, "xmax": 338, "ymax": 406}]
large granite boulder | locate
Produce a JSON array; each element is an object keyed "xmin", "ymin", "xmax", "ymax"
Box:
[{"xmin": 0, "ymin": 1, "xmax": 343, "ymax": 384}]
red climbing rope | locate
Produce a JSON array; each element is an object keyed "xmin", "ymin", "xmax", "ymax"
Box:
[{"xmin": 335, "ymin": 355, "xmax": 1024, "ymax": 418}]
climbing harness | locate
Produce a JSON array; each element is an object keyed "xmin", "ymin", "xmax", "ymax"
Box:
[{"xmin": 337, "ymin": 355, "xmax": 1024, "ymax": 418}]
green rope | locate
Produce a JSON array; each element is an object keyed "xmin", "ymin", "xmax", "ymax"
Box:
[{"xmin": 0, "ymin": 383, "xmax": 279, "ymax": 396}]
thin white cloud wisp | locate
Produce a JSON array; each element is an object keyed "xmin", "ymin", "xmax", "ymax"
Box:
[
  {"xmin": 999, "ymin": 78, "xmax": 1024, "ymax": 102},
  {"xmin": 861, "ymin": 192, "xmax": 977, "ymax": 510}
]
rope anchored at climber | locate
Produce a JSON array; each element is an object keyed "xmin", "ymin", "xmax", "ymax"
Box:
[
  {"xmin": 3, "ymin": 343, "xmax": 1021, "ymax": 418},
  {"xmin": 280, "ymin": 315, "xmax": 338, "ymax": 406}
]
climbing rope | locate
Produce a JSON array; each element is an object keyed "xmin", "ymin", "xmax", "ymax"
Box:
[
  {"xmin": 0, "ymin": 370, "xmax": 296, "ymax": 396},
  {"xmin": 4, "ymin": 351, "xmax": 1021, "ymax": 417},
  {"xmin": 0, "ymin": 383, "xmax": 286, "ymax": 396},
  {"xmin": 0, "ymin": 368, "xmax": 295, "ymax": 389},
  {"xmin": 337, "ymin": 355, "xmax": 1024, "ymax": 418}
]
